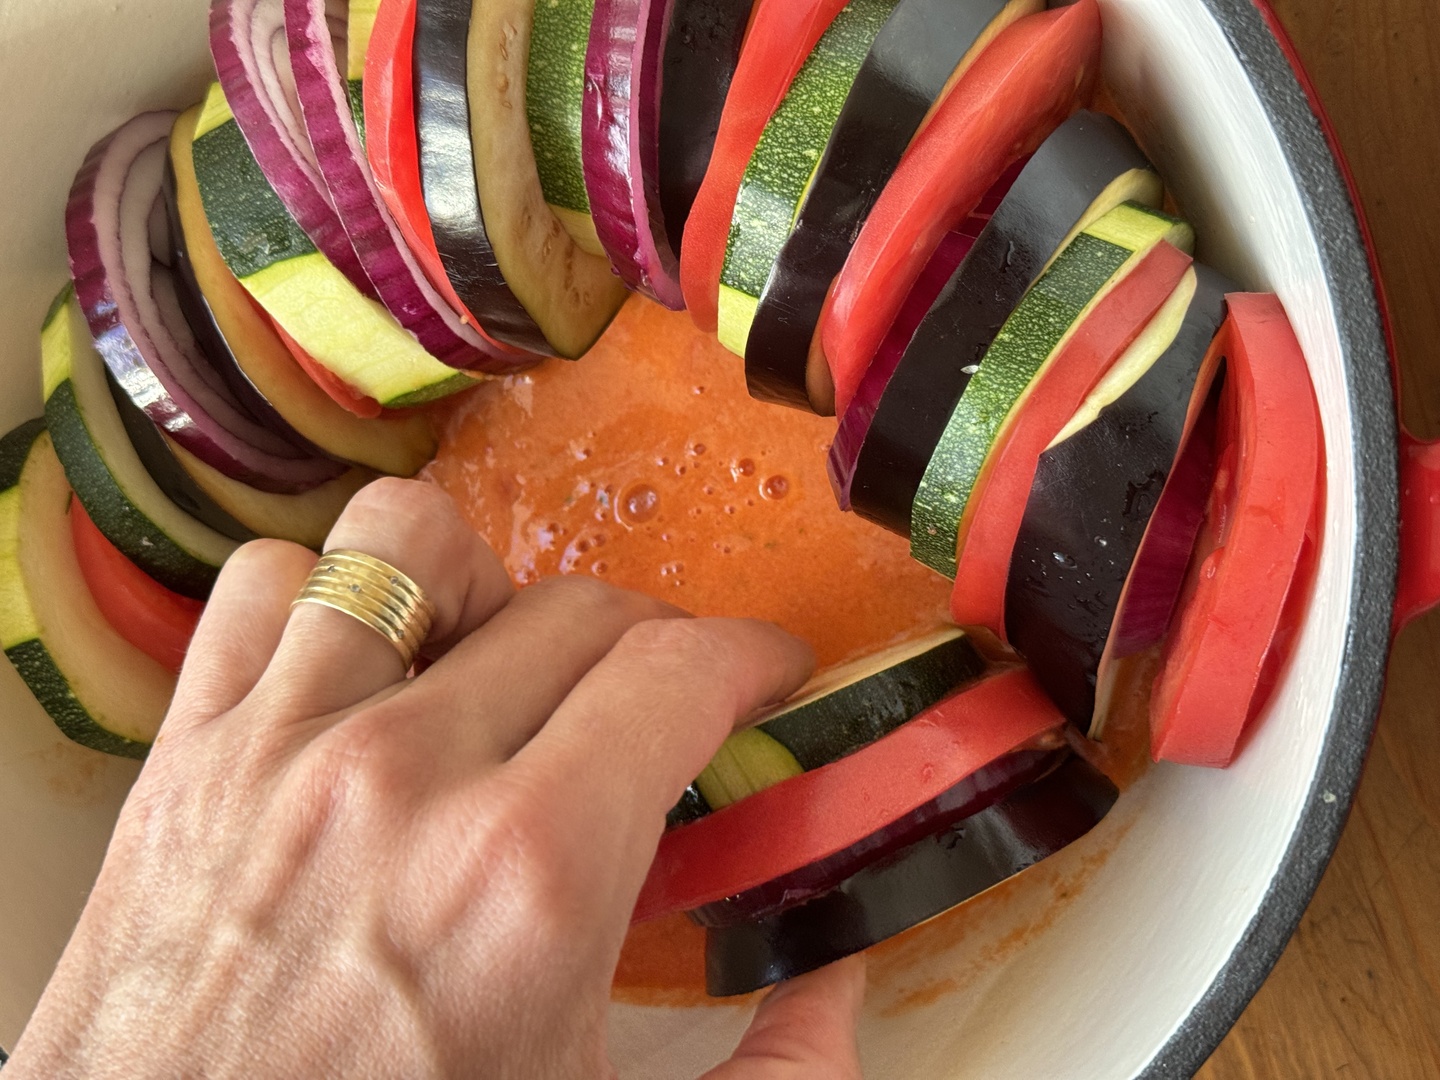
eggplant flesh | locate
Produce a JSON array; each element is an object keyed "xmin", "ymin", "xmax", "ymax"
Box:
[
  {"xmin": 1004, "ymin": 263, "xmax": 1234, "ymax": 732},
  {"xmin": 702, "ymin": 754, "xmax": 1117, "ymax": 996},
  {"xmin": 743, "ymin": 0, "xmax": 1011, "ymax": 409},
  {"xmin": 413, "ymin": 0, "xmax": 552, "ymax": 354},
  {"xmin": 849, "ymin": 111, "xmax": 1156, "ymax": 536},
  {"xmin": 692, "ymin": 745, "xmax": 1062, "ymax": 929},
  {"xmin": 657, "ymin": 0, "xmax": 754, "ymax": 256}
]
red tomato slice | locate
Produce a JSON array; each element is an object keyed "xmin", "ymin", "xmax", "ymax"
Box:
[
  {"xmin": 1149, "ymin": 293, "xmax": 1325, "ymax": 768},
  {"xmin": 364, "ymin": 0, "xmax": 525, "ymax": 360},
  {"xmin": 950, "ymin": 242, "xmax": 1195, "ymax": 636},
  {"xmin": 267, "ymin": 314, "xmax": 386, "ymax": 419},
  {"xmin": 70, "ymin": 501, "xmax": 205, "ymax": 676},
  {"xmin": 634, "ymin": 667, "xmax": 1065, "ymax": 921},
  {"xmin": 678, "ymin": 0, "xmax": 850, "ymax": 333},
  {"xmin": 819, "ymin": 0, "xmax": 1102, "ymax": 415}
]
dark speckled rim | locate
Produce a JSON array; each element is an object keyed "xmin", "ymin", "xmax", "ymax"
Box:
[{"xmin": 1137, "ymin": 1, "xmax": 1398, "ymax": 1076}]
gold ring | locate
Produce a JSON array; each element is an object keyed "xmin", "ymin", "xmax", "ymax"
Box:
[{"xmin": 291, "ymin": 549, "xmax": 437, "ymax": 670}]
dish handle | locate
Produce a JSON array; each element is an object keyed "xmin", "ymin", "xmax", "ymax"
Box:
[{"xmin": 1395, "ymin": 428, "xmax": 1440, "ymax": 633}]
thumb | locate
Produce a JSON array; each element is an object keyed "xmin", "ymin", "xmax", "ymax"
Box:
[{"xmin": 700, "ymin": 954, "xmax": 867, "ymax": 1080}]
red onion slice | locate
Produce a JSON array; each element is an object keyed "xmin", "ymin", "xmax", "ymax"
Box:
[
  {"xmin": 211, "ymin": 0, "xmax": 374, "ymax": 294},
  {"xmin": 283, "ymin": 0, "xmax": 531, "ymax": 370},
  {"xmin": 827, "ymin": 228, "xmax": 977, "ymax": 511},
  {"xmin": 66, "ymin": 112, "xmax": 344, "ymax": 494},
  {"xmin": 582, "ymin": 0, "xmax": 685, "ymax": 308}
]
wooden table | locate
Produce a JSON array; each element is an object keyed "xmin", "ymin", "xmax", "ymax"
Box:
[{"xmin": 1198, "ymin": 3, "xmax": 1440, "ymax": 1077}]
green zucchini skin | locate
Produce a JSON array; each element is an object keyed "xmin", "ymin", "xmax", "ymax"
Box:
[
  {"xmin": 42, "ymin": 289, "xmax": 238, "ymax": 599},
  {"xmin": 700, "ymin": 754, "xmax": 1116, "ymax": 995},
  {"xmin": 1, "ymin": 423, "xmax": 173, "ymax": 759},
  {"xmin": 850, "ymin": 112, "xmax": 1160, "ymax": 536},
  {"xmin": 716, "ymin": 0, "xmax": 896, "ymax": 355},
  {"xmin": 1005, "ymin": 263, "xmax": 1233, "ymax": 731},
  {"xmin": 911, "ymin": 201, "xmax": 1193, "ymax": 576},
  {"xmin": 667, "ymin": 784, "xmax": 714, "ymax": 829},
  {"xmin": 743, "ymin": 0, "xmax": 1013, "ymax": 408},
  {"xmin": 527, "ymin": 0, "xmax": 594, "ymax": 217},
  {"xmin": 758, "ymin": 629, "xmax": 986, "ymax": 769}
]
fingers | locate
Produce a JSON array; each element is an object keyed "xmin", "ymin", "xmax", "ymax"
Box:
[
  {"xmin": 394, "ymin": 576, "xmax": 684, "ymax": 767},
  {"xmin": 701, "ymin": 956, "xmax": 867, "ymax": 1080},
  {"xmin": 162, "ymin": 539, "xmax": 316, "ymax": 735},
  {"xmin": 510, "ymin": 618, "xmax": 814, "ymax": 899},
  {"xmin": 252, "ymin": 479, "xmax": 514, "ymax": 722}
]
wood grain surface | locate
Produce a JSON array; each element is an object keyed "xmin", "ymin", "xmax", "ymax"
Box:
[{"xmin": 1198, "ymin": 2, "xmax": 1440, "ymax": 1077}]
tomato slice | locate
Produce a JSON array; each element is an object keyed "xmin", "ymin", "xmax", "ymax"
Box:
[
  {"xmin": 950, "ymin": 241, "xmax": 1194, "ymax": 636},
  {"xmin": 1149, "ymin": 293, "xmax": 1325, "ymax": 768},
  {"xmin": 634, "ymin": 667, "xmax": 1065, "ymax": 921},
  {"xmin": 678, "ymin": 0, "xmax": 850, "ymax": 333},
  {"xmin": 70, "ymin": 501, "xmax": 205, "ymax": 676},
  {"xmin": 819, "ymin": 0, "xmax": 1101, "ymax": 414},
  {"xmin": 364, "ymin": 0, "xmax": 526, "ymax": 361}
]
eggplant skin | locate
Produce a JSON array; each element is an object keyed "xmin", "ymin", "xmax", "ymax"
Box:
[
  {"xmin": 1004, "ymin": 263, "xmax": 1234, "ymax": 731},
  {"xmin": 702, "ymin": 754, "xmax": 1117, "ymax": 996},
  {"xmin": 657, "ymin": 0, "xmax": 754, "ymax": 257},
  {"xmin": 850, "ymin": 111, "xmax": 1155, "ymax": 536}
]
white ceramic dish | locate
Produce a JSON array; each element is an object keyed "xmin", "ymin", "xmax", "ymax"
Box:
[{"xmin": 0, "ymin": 0, "xmax": 1400, "ymax": 1075}]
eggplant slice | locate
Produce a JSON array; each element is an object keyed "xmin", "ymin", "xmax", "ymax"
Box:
[
  {"xmin": 742, "ymin": 0, "xmax": 1023, "ymax": 409},
  {"xmin": 848, "ymin": 111, "xmax": 1160, "ymax": 537},
  {"xmin": 702, "ymin": 754, "xmax": 1118, "ymax": 996},
  {"xmin": 1004, "ymin": 262, "xmax": 1235, "ymax": 733}
]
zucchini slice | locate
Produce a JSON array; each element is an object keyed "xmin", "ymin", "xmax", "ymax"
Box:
[
  {"xmin": 850, "ymin": 111, "xmax": 1161, "ymax": 536},
  {"xmin": 1005, "ymin": 264, "xmax": 1233, "ymax": 733},
  {"xmin": 912, "ymin": 201, "xmax": 1194, "ymax": 576},
  {"xmin": 743, "ymin": 0, "xmax": 1037, "ymax": 407},
  {"xmin": 165, "ymin": 436, "xmax": 374, "ymax": 551},
  {"xmin": 696, "ymin": 729, "xmax": 804, "ymax": 810},
  {"xmin": 0, "ymin": 421, "xmax": 174, "ymax": 758},
  {"xmin": 716, "ymin": 0, "xmax": 895, "ymax": 356},
  {"xmin": 167, "ymin": 107, "xmax": 438, "ymax": 477},
  {"xmin": 191, "ymin": 85, "xmax": 475, "ymax": 408},
  {"xmin": 42, "ymin": 287, "xmax": 238, "ymax": 599},
  {"xmin": 526, "ymin": 0, "xmax": 604, "ymax": 254}
]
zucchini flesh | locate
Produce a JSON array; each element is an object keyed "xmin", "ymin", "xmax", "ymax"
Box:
[
  {"xmin": 191, "ymin": 85, "xmax": 475, "ymax": 408},
  {"xmin": 716, "ymin": 0, "xmax": 895, "ymax": 356},
  {"xmin": 41, "ymin": 288, "xmax": 236, "ymax": 599},
  {"xmin": 526, "ymin": 0, "xmax": 604, "ymax": 254},
  {"xmin": 168, "ymin": 107, "xmax": 438, "ymax": 476},
  {"xmin": 912, "ymin": 201, "xmax": 1194, "ymax": 576},
  {"xmin": 0, "ymin": 423, "xmax": 173, "ymax": 758},
  {"xmin": 466, "ymin": 0, "xmax": 629, "ymax": 358},
  {"xmin": 696, "ymin": 729, "xmax": 804, "ymax": 810}
]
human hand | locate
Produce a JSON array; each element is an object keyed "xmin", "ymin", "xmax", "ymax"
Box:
[{"xmin": 5, "ymin": 479, "xmax": 865, "ymax": 1079}]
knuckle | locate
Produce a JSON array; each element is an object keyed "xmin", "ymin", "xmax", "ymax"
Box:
[{"xmin": 615, "ymin": 616, "xmax": 716, "ymax": 667}]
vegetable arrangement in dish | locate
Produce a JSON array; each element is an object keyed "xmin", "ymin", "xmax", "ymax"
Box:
[{"xmin": 3, "ymin": 0, "xmax": 1325, "ymax": 996}]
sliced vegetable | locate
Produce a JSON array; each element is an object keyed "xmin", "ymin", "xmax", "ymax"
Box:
[
  {"xmin": 285, "ymin": 0, "xmax": 508, "ymax": 369},
  {"xmin": 948, "ymin": 241, "xmax": 1195, "ymax": 638},
  {"xmin": 912, "ymin": 202, "xmax": 1194, "ymax": 576},
  {"xmin": 167, "ymin": 108, "xmax": 439, "ymax": 477},
  {"xmin": 678, "ymin": 0, "xmax": 850, "ymax": 331},
  {"xmin": 743, "ymin": 0, "xmax": 1039, "ymax": 409},
  {"xmin": 0, "ymin": 421, "xmax": 173, "ymax": 759},
  {"xmin": 192, "ymin": 85, "xmax": 477, "ymax": 408},
  {"xmin": 66, "ymin": 110, "xmax": 342, "ymax": 494},
  {"xmin": 1003, "ymin": 264, "xmax": 1231, "ymax": 734},
  {"xmin": 715, "ymin": 0, "xmax": 895, "ymax": 357},
  {"xmin": 635, "ymin": 666, "xmax": 1066, "ymax": 921},
  {"xmin": 701, "ymin": 754, "xmax": 1116, "ymax": 995},
  {"xmin": 844, "ymin": 112, "xmax": 1160, "ymax": 535},
  {"xmin": 165, "ymin": 435, "xmax": 375, "ymax": 551},
  {"xmin": 656, "ymin": 0, "xmax": 755, "ymax": 256},
  {"xmin": 531, "ymin": 0, "xmax": 603, "ymax": 254},
  {"xmin": 71, "ymin": 502, "xmax": 203, "ymax": 676},
  {"xmin": 819, "ymin": 0, "xmax": 1102, "ymax": 417},
  {"xmin": 1149, "ymin": 294, "xmax": 1325, "ymax": 768},
  {"xmin": 583, "ymin": 0, "xmax": 685, "ymax": 306},
  {"xmin": 696, "ymin": 729, "xmax": 804, "ymax": 810},
  {"xmin": 210, "ymin": 0, "xmax": 372, "ymax": 291},
  {"xmin": 42, "ymin": 286, "xmax": 238, "ymax": 599}
]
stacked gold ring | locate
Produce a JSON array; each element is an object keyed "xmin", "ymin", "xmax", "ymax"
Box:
[{"xmin": 291, "ymin": 549, "xmax": 437, "ymax": 671}]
